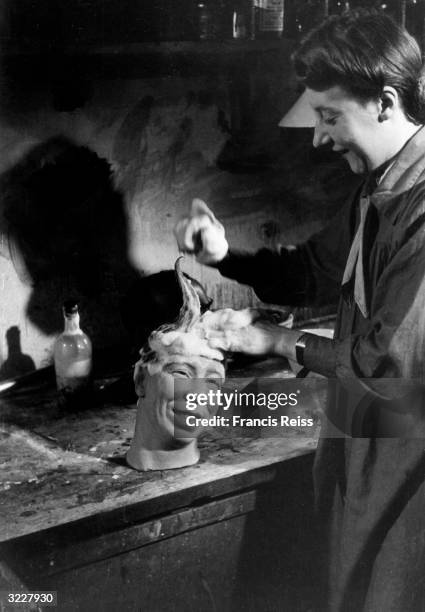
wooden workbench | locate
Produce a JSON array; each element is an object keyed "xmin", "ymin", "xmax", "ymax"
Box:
[{"xmin": 0, "ymin": 357, "xmax": 326, "ymax": 611}]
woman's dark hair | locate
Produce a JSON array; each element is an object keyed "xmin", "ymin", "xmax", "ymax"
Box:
[{"xmin": 292, "ymin": 9, "xmax": 425, "ymax": 123}]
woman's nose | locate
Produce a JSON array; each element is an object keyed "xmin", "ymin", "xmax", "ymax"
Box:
[{"xmin": 313, "ymin": 122, "xmax": 331, "ymax": 148}]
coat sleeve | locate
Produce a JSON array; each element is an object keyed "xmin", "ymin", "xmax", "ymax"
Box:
[{"xmin": 216, "ymin": 196, "xmax": 354, "ymax": 308}]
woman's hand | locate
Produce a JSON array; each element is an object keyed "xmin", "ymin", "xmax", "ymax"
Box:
[
  {"xmin": 174, "ymin": 199, "xmax": 229, "ymax": 265},
  {"xmin": 207, "ymin": 320, "xmax": 301, "ymax": 360}
]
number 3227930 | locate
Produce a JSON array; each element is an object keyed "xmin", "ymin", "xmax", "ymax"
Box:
[{"xmin": 5, "ymin": 592, "xmax": 56, "ymax": 605}]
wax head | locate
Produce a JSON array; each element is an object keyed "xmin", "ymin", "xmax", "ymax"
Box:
[
  {"xmin": 126, "ymin": 256, "xmax": 226, "ymax": 471},
  {"xmin": 126, "ymin": 340, "xmax": 225, "ymax": 471}
]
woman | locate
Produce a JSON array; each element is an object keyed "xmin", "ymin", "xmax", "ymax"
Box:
[{"xmin": 176, "ymin": 9, "xmax": 425, "ymax": 611}]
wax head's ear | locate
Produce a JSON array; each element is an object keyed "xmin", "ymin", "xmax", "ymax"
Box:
[{"xmin": 134, "ymin": 363, "xmax": 147, "ymax": 398}]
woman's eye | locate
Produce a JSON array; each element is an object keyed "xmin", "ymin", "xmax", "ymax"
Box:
[{"xmin": 324, "ymin": 116, "xmax": 337, "ymax": 126}]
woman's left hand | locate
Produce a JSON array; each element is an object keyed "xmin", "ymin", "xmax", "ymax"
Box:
[{"xmin": 207, "ymin": 320, "xmax": 299, "ymax": 359}]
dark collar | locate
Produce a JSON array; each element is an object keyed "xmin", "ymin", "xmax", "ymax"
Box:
[{"xmin": 362, "ymin": 157, "xmax": 396, "ymax": 196}]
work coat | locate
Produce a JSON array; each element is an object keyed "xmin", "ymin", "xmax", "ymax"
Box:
[{"xmin": 218, "ymin": 126, "xmax": 425, "ymax": 611}]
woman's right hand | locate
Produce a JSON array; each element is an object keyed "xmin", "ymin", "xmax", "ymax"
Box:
[{"xmin": 174, "ymin": 199, "xmax": 229, "ymax": 265}]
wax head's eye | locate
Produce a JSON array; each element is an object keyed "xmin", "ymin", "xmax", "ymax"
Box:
[
  {"xmin": 164, "ymin": 363, "xmax": 193, "ymax": 378},
  {"xmin": 205, "ymin": 377, "xmax": 222, "ymax": 390},
  {"xmin": 204, "ymin": 365, "xmax": 224, "ymax": 388}
]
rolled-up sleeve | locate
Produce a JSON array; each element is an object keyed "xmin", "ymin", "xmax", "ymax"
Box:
[{"xmin": 303, "ymin": 334, "xmax": 337, "ymax": 378}]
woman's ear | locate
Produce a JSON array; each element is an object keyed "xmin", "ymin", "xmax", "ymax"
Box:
[{"xmin": 379, "ymin": 86, "xmax": 399, "ymax": 122}]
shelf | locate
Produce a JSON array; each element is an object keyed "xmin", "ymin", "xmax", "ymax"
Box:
[
  {"xmin": 2, "ymin": 38, "xmax": 295, "ymax": 79},
  {"xmin": 71, "ymin": 38, "xmax": 293, "ymax": 57},
  {"xmin": 2, "ymin": 38, "xmax": 294, "ymax": 59}
]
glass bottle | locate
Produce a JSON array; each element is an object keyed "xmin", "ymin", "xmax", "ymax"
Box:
[
  {"xmin": 255, "ymin": 0, "xmax": 285, "ymax": 39},
  {"xmin": 196, "ymin": 0, "xmax": 219, "ymax": 40},
  {"xmin": 54, "ymin": 300, "xmax": 92, "ymax": 399},
  {"xmin": 328, "ymin": 0, "xmax": 351, "ymax": 15},
  {"xmin": 405, "ymin": 0, "xmax": 423, "ymax": 44},
  {"xmin": 285, "ymin": 0, "xmax": 325, "ymax": 38},
  {"xmin": 232, "ymin": 0, "xmax": 249, "ymax": 39}
]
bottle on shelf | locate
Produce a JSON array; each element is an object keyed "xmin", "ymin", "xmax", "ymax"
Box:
[
  {"xmin": 195, "ymin": 0, "xmax": 222, "ymax": 39},
  {"xmin": 328, "ymin": 0, "xmax": 351, "ymax": 15},
  {"xmin": 53, "ymin": 300, "xmax": 92, "ymax": 402},
  {"xmin": 232, "ymin": 1, "xmax": 248, "ymax": 38},
  {"xmin": 253, "ymin": 0, "xmax": 285, "ymax": 39},
  {"xmin": 285, "ymin": 0, "xmax": 325, "ymax": 38}
]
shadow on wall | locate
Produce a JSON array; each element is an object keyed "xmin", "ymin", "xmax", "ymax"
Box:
[
  {"xmin": 1, "ymin": 136, "xmax": 139, "ymax": 339},
  {"xmin": 0, "ymin": 326, "xmax": 36, "ymax": 381}
]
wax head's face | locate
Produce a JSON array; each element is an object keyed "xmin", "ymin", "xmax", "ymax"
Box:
[{"xmin": 137, "ymin": 349, "xmax": 225, "ymax": 444}]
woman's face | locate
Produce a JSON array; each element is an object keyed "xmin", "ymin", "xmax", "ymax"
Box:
[{"xmin": 306, "ymin": 85, "xmax": 383, "ymax": 174}]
